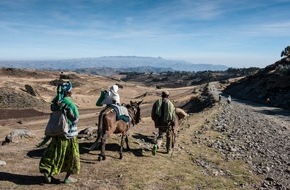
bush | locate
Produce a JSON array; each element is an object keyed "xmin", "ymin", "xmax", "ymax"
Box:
[
  {"xmin": 24, "ymin": 84, "xmax": 37, "ymax": 96},
  {"xmin": 281, "ymin": 46, "xmax": 290, "ymax": 57},
  {"xmin": 156, "ymin": 86, "xmax": 162, "ymax": 89}
]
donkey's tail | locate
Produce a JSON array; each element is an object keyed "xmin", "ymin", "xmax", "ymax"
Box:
[
  {"xmin": 87, "ymin": 128, "xmax": 101, "ymax": 150},
  {"xmin": 87, "ymin": 110, "xmax": 106, "ymax": 151},
  {"xmin": 88, "ymin": 140, "xmax": 99, "ymax": 151}
]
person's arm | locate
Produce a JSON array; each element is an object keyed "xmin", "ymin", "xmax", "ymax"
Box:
[
  {"xmin": 50, "ymin": 96, "xmax": 61, "ymax": 111},
  {"xmin": 65, "ymin": 106, "xmax": 77, "ymax": 122},
  {"xmin": 167, "ymin": 100, "xmax": 176, "ymax": 122}
]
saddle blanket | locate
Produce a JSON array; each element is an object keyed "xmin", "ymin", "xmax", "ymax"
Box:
[{"xmin": 110, "ymin": 104, "xmax": 130, "ymax": 123}]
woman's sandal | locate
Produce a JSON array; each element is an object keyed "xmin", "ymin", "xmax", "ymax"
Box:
[
  {"xmin": 152, "ymin": 144, "xmax": 158, "ymax": 156},
  {"xmin": 43, "ymin": 173, "xmax": 51, "ymax": 183},
  {"xmin": 64, "ymin": 177, "xmax": 78, "ymax": 184}
]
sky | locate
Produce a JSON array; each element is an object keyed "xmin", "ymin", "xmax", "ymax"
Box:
[{"xmin": 0, "ymin": 0, "xmax": 290, "ymax": 68}]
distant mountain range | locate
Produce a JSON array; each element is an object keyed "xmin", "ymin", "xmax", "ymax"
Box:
[{"xmin": 0, "ymin": 56, "xmax": 228, "ymax": 72}]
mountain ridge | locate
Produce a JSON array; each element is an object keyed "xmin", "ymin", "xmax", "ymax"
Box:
[{"xmin": 0, "ymin": 56, "xmax": 228, "ymax": 72}]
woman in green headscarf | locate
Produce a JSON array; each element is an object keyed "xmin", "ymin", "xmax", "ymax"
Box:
[{"xmin": 39, "ymin": 81, "xmax": 80, "ymax": 184}]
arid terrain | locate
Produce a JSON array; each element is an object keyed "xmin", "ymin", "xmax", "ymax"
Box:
[{"xmin": 0, "ymin": 67, "xmax": 289, "ymax": 190}]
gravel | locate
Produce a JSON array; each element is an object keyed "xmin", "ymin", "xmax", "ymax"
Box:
[{"xmin": 208, "ymin": 98, "xmax": 290, "ymax": 189}]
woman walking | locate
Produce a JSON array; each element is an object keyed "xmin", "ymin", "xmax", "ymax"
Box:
[{"xmin": 39, "ymin": 81, "xmax": 80, "ymax": 184}]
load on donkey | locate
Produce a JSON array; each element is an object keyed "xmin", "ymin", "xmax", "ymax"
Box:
[{"xmin": 87, "ymin": 85, "xmax": 142, "ymax": 161}]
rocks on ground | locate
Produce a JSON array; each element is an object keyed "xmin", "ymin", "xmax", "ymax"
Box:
[{"xmin": 204, "ymin": 100, "xmax": 290, "ymax": 189}]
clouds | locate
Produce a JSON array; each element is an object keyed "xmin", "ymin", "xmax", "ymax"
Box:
[{"xmin": 0, "ymin": 0, "xmax": 289, "ymax": 67}]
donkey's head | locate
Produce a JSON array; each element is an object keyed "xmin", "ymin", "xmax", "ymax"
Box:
[{"xmin": 128, "ymin": 100, "xmax": 142, "ymax": 125}]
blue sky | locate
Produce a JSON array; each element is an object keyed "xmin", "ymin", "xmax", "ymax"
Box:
[{"xmin": 0, "ymin": 0, "xmax": 289, "ymax": 68}]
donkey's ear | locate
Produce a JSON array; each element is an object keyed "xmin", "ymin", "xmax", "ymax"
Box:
[{"xmin": 130, "ymin": 100, "xmax": 133, "ymax": 105}]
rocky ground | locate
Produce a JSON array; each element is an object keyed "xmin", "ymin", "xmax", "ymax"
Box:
[{"xmin": 201, "ymin": 97, "xmax": 290, "ymax": 189}]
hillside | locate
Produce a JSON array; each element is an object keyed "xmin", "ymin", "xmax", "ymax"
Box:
[
  {"xmin": 120, "ymin": 68, "xmax": 260, "ymax": 89},
  {"xmin": 224, "ymin": 57, "xmax": 290, "ymax": 110}
]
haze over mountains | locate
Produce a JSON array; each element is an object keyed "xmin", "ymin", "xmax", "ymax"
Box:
[{"xmin": 0, "ymin": 56, "xmax": 228, "ymax": 72}]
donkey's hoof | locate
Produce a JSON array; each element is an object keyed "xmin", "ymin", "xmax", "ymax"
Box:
[
  {"xmin": 98, "ymin": 155, "xmax": 106, "ymax": 161},
  {"xmin": 119, "ymin": 155, "xmax": 123, "ymax": 159}
]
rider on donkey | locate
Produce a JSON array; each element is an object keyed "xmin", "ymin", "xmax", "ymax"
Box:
[
  {"xmin": 96, "ymin": 84, "xmax": 121, "ymax": 138},
  {"xmin": 90, "ymin": 84, "xmax": 129, "ymax": 151},
  {"xmin": 99, "ymin": 84, "xmax": 121, "ymax": 106}
]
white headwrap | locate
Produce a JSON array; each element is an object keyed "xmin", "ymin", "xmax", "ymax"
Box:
[
  {"xmin": 109, "ymin": 85, "xmax": 119, "ymax": 96},
  {"xmin": 100, "ymin": 84, "xmax": 120, "ymax": 105}
]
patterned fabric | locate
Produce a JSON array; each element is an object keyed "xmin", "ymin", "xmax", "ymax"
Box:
[
  {"xmin": 62, "ymin": 96, "xmax": 79, "ymax": 138},
  {"xmin": 110, "ymin": 104, "xmax": 130, "ymax": 123},
  {"xmin": 51, "ymin": 81, "xmax": 73, "ymax": 111},
  {"xmin": 57, "ymin": 81, "xmax": 72, "ymax": 103},
  {"xmin": 39, "ymin": 136, "xmax": 80, "ymax": 176}
]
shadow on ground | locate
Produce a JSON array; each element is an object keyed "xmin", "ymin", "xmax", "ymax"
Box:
[
  {"xmin": 0, "ymin": 172, "xmax": 61, "ymax": 185},
  {"xmin": 79, "ymin": 141, "xmax": 148, "ymax": 159},
  {"xmin": 27, "ymin": 148, "xmax": 45, "ymax": 158},
  {"xmin": 132, "ymin": 133, "xmax": 154, "ymax": 144}
]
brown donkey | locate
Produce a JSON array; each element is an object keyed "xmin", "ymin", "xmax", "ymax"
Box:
[{"xmin": 89, "ymin": 100, "xmax": 142, "ymax": 161}]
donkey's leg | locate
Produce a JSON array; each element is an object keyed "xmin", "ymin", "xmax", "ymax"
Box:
[
  {"xmin": 119, "ymin": 134, "xmax": 124, "ymax": 159},
  {"xmin": 125, "ymin": 134, "xmax": 130, "ymax": 151},
  {"xmin": 97, "ymin": 111, "xmax": 105, "ymax": 143},
  {"xmin": 98, "ymin": 133, "xmax": 107, "ymax": 161}
]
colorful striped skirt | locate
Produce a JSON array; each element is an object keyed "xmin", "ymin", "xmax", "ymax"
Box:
[{"xmin": 39, "ymin": 136, "xmax": 80, "ymax": 176}]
